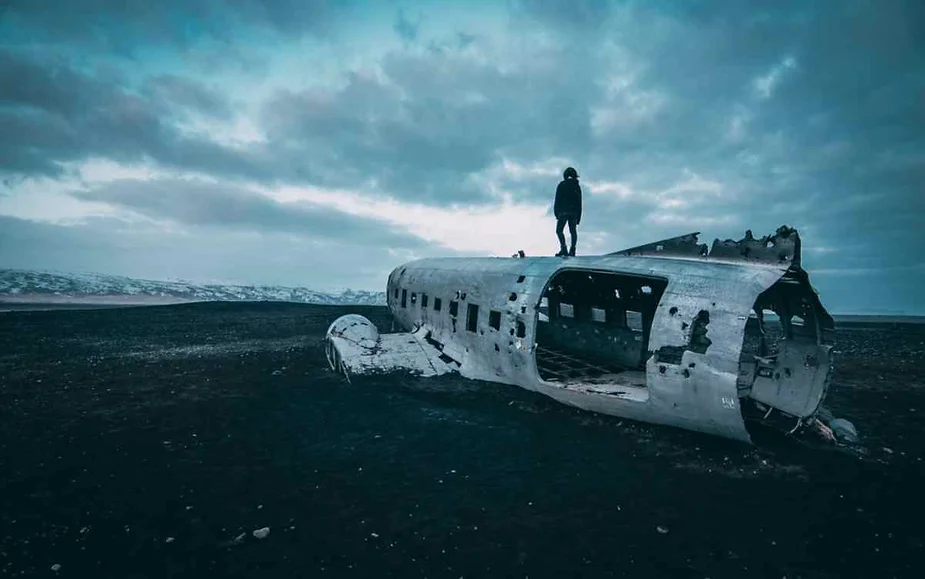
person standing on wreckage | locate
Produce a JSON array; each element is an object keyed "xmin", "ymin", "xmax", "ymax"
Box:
[{"xmin": 554, "ymin": 166, "xmax": 582, "ymax": 257}]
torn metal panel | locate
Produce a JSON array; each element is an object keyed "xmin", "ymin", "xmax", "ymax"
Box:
[
  {"xmin": 324, "ymin": 225, "xmax": 848, "ymax": 445},
  {"xmin": 709, "ymin": 225, "xmax": 801, "ymax": 266},
  {"xmin": 608, "ymin": 225, "xmax": 802, "ymax": 268},
  {"xmin": 748, "ymin": 340, "xmax": 831, "ymax": 417},
  {"xmin": 607, "ymin": 232, "xmax": 708, "ymax": 258}
]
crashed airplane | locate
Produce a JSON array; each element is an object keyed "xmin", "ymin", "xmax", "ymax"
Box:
[{"xmin": 325, "ymin": 226, "xmax": 856, "ymax": 445}]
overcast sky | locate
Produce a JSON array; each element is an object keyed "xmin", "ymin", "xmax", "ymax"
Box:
[{"xmin": 1, "ymin": 0, "xmax": 922, "ymax": 312}]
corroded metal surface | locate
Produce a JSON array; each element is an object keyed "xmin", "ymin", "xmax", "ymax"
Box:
[
  {"xmin": 324, "ymin": 226, "xmax": 836, "ymax": 444},
  {"xmin": 609, "ymin": 226, "xmax": 801, "ymax": 267}
]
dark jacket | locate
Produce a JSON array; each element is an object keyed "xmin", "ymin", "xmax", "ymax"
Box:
[{"xmin": 554, "ymin": 178, "xmax": 582, "ymax": 222}]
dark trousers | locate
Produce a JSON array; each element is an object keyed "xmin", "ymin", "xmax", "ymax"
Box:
[{"xmin": 556, "ymin": 214, "xmax": 578, "ymax": 252}]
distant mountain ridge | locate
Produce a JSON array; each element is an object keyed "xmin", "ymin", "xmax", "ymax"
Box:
[{"xmin": 0, "ymin": 269, "xmax": 387, "ymax": 306}]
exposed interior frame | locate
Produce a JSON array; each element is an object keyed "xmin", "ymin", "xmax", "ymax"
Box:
[
  {"xmin": 737, "ymin": 267, "xmax": 836, "ymax": 432},
  {"xmin": 534, "ymin": 269, "xmax": 669, "ymax": 401}
]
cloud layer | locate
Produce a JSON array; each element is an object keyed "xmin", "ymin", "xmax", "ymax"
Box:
[{"xmin": 1, "ymin": 0, "xmax": 923, "ymax": 312}]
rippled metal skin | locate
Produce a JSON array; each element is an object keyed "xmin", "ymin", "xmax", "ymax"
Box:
[{"xmin": 325, "ymin": 227, "xmax": 838, "ymax": 444}]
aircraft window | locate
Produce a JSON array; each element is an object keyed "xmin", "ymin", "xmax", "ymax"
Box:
[
  {"xmin": 509, "ymin": 292, "xmax": 517, "ymax": 301},
  {"xmin": 489, "ymin": 310, "xmax": 501, "ymax": 330},
  {"xmin": 517, "ymin": 275, "xmax": 526, "ymax": 283},
  {"xmin": 449, "ymin": 300, "xmax": 459, "ymax": 317},
  {"xmin": 591, "ymin": 307, "xmax": 606, "ymax": 323},
  {"xmin": 559, "ymin": 303, "xmax": 574, "ymax": 318},
  {"xmin": 422, "ymin": 293, "xmax": 429, "ymax": 308},
  {"xmin": 466, "ymin": 304, "xmax": 479, "ymax": 332},
  {"xmin": 394, "ymin": 288, "xmax": 399, "ymax": 299},
  {"xmin": 516, "ymin": 320, "xmax": 526, "ymax": 338},
  {"xmin": 434, "ymin": 297, "xmax": 442, "ymax": 312},
  {"xmin": 627, "ymin": 310, "xmax": 643, "ymax": 332},
  {"xmin": 401, "ymin": 289, "xmax": 407, "ymax": 308}
]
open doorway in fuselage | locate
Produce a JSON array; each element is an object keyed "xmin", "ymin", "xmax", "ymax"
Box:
[{"xmin": 535, "ymin": 269, "xmax": 669, "ymax": 401}]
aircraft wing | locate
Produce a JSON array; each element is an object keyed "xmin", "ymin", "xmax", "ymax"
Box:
[{"xmin": 324, "ymin": 315, "xmax": 458, "ymax": 380}]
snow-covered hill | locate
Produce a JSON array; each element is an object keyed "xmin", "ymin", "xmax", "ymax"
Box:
[{"xmin": 0, "ymin": 269, "xmax": 387, "ymax": 306}]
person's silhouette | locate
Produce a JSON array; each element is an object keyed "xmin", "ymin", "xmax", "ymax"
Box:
[{"xmin": 554, "ymin": 167, "xmax": 582, "ymax": 257}]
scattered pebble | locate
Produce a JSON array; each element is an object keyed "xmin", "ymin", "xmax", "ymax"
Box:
[
  {"xmin": 253, "ymin": 527, "xmax": 270, "ymax": 539},
  {"xmin": 883, "ymin": 447, "xmax": 894, "ymax": 454},
  {"xmin": 165, "ymin": 537, "xmax": 175, "ymax": 543},
  {"xmin": 371, "ymin": 532, "xmax": 379, "ymax": 538},
  {"xmin": 51, "ymin": 564, "xmax": 61, "ymax": 572},
  {"xmin": 657, "ymin": 526, "xmax": 669, "ymax": 534},
  {"xmin": 272, "ymin": 370, "xmax": 283, "ymax": 376},
  {"xmin": 233, "ymin": 533, "xmax": 246, "ymax": 545}
]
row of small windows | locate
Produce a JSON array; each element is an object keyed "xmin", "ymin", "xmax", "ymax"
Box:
[
  {"xmin": 392, "ymin": 272, "xmax": 526, "ymax": 307},
  {"xmin": 541, "ymin": 296, "xmax": 644, "ymax": 332},
  {"xmin": 393, "ymin": 287, "xmax": 525, "ymax": 338}
]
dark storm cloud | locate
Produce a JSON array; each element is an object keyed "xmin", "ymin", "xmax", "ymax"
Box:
[
  {"xmin": 2, "ymin": 0, "xmax": 920, "ymax": 220},
  {"xmin": 143, "ymin": 75, "xmax": 234, "ymax": 119},
  {"xmin": 514, "ymin": 0, "xmax": 615, "ymax": 29},
  {"xmin": 71, "ymin": 178, "xmax": 427, "ymax": 249},
  {"xmin": 0, "ymin": 0, "xmax": 356, "ymax": 55},
  {"xmin": 1, "ymin": 39, "xmax": 603, "ymax": 203},
  {"xmin": 259, "ymin": 40, "xmax": 606, "ymax": 203},
  {"xmin": 547, "ymin": 0, "xmax": 925, "ymax": 269},
  {"xmin": 0, "ymin": 49, "xmax": 272, "ymax": 183},
  {"xmin": 393, "ymin": 9, "xmax": 420, "ymax": 43}
]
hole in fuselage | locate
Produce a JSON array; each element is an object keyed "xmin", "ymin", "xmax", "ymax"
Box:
[
  {"xmin": 738, "ymin": 269, "xmax": 835, "ymax": 435},
  {"xmin": 535, "ymin": 270, "xmax": 668, "ymax": 401}
]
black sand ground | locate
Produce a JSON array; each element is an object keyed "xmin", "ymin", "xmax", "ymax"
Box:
[{"xmin": 1, "ymin": 302, "xmax": 923, "ymax": 578}]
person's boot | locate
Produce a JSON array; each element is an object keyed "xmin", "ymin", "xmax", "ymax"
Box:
[
  {"xmin": 568, "ymin": 246, "xmax": 576, "ymax": 257},
  {"xmin": 555, "ymin": 247, "xmax": 568, "ymax": 257}
]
